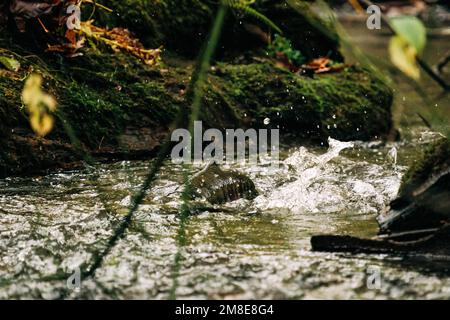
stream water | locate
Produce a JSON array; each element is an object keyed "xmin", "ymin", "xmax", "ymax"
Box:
[{"xmin": 0, "ymin": 22, "xmax": 449, "ymax": 300}]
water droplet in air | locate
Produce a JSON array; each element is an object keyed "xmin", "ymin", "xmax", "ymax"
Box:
[{"xmin": 387, "ymin": 146, "xmax": 398, "ymax": 165}]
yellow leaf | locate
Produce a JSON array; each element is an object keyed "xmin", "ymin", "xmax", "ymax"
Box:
[
  {"xmin": 30, "ymin": 113, "xmax": 54, "ymax": 137},
  {"xmin": 41, "ymin": 95, "xmax": 57, "ymax": 112},
  {"xmin": 22, "ymin": 74, "xmax": 42, "ymax": 107},
  {"xmin": 21, "ymin": 73, "xmax": 57, "ymax": 137},
  {"xmin": 389, "ymin": 35, "xmax": 420, "ymax": 80}
]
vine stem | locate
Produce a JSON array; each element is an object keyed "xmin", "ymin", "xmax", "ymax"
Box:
[{"xmin": 169, "ymin": 3, "xmax": 228, "ymax": 300}]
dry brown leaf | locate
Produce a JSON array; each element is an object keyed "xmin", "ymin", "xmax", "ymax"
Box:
[
  {"xmin": 80, "ymin": 21, "xmax": 161, "ymax": 66},
  {"xmin": 304, "ymin": 57, "xmax": 344, "ymax": 74},
  {"xmin": 307, "ymin": 57, "xmax": 331, "ymax": 73}
]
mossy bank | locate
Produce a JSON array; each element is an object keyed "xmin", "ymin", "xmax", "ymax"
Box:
[{"xmin": 0, "ymin": 0, "xmax": 393, "ymax": 177}]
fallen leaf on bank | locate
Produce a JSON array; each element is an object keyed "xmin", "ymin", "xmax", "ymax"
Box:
[
  {"xmin": 304, "ymin": 58, "xmax": 344, "ymax": 74},
  {"xmin": 22, "ymin": 73, "xmax": 57, "ymax": 137},
  {"xmin": 80, "ymin": 21, "xmax": 161, "ymax": 66},
  {"xmin": 0, "ymin": 56, "xmax": 21, "ymax": 72},
  {"xmin": 307, "ymin": 57, "xmax": 331, "ymax": 73}
]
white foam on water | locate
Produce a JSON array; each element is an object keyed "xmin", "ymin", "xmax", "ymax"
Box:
[{"xmin": 253, "ymin": 138, "xmax": 401, "ymax": 214}]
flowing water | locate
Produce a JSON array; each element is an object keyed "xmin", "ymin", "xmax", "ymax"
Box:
[{"xmin": 1, "ymin": 23, "xmax": 450, "ymax": 300}]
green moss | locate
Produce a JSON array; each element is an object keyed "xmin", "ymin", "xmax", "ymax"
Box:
[
  {"xmin": 255, "ymin": 0, "xmax": 342, "ymax": 61},
  {"xmin": 206, "ymin": 62, "xmax": 392, "ymax": 142},
  {"xmin": 47, "ymin": 50, "xmax": 182, "ymax": 147},
  {"xmin": 0, "ymin": 0, "xmax": 393, "ymax": 177}
]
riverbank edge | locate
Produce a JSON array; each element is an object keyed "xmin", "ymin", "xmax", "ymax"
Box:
[{"xmin": 0, "ymin": 0, "xmax": 394, "ymax": 178}]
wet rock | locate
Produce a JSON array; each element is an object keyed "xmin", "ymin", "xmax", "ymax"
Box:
[
  {"xmin": 378, "ymin": 137, "xmax": 450, "ymax": 234},
  {"xmin": 190, "ymin": 163, "xmax": 258, "ymax": 204},
  {"xmin": 311, "ymin": 137, "xmax": 450, "ymax": 255}
]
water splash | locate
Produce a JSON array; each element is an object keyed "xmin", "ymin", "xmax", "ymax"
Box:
[{"xmin": 253, "ymin": 138, "xmax": 399, "ymax": 214}]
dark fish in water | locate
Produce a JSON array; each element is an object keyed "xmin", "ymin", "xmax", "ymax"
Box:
[{"xmin": 190, "ymin": 162, "xmax": 258, "ymax": 205}]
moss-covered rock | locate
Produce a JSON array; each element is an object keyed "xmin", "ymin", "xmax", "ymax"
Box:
[
  {"xmin": 0, "ymin": 49, "xmax": 393, "ymax": 177},
  {"xmin": 378, "ymin": 138, "xmax": 450, "ymax": 234},
  {"xmin": 204, "ymin": 62, "xmax": 392, "ymax": 142},
  {"xmin": 93, "ymin": 0, "xmax": 214, "ymax": 57},
  {"xmin": 0, "ymin": 0, "xmax": 393, "ymax": 177}
]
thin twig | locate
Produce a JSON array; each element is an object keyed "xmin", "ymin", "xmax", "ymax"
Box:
[
  {"xmin": 416, "ymin": 112, "xmax": 432, "ymax": 129},
  {"xmin": 376, "ymin": 228, "xmax": 439, "ymax": 240},
  {"xmin": 436, "ymin": 50, "xmax": 450, "ymax": 74}
]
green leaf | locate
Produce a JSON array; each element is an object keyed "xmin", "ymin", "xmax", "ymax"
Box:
[
  {"xmin": 390, "ymin": 16, "xmax": 426, "ymax": 55},
  {"xmin": 0, "ymin": 55, "xmax": 20, "ymax": 72},
  {"xmin": 389, "ymin": 35, "xmax": 420, "ymax": 80}
]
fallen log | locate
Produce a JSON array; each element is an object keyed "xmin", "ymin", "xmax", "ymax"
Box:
[{"xmin": 311, "ymin": 224, "xmax": 450, "ymax": 255}]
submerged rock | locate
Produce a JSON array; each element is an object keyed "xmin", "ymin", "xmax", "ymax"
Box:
[{"xmin": 190, "ymin": 163, "xmax": 258, "ymax": 204}]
